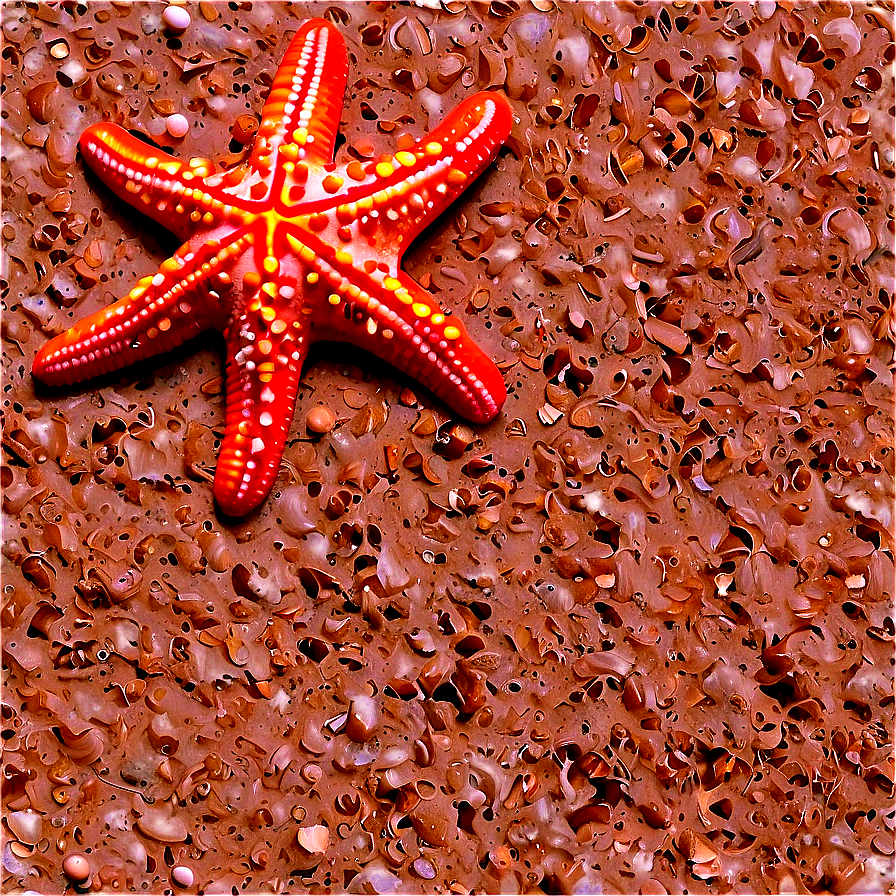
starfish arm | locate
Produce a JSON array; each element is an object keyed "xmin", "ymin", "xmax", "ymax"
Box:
[
  {"xmin": 214, "ymin": 303, "xmax": 308, "ymax": 516},
  {"xmin": 31, "ymin": 235, "xmax": 241, "ymax": 386},
  {"xmin": 314, "ymin": 271, "xmax": 506, "ymax": 424},
  {"xmin": 250, "ymin": 19, "xmax": 348, "ymax": 176},
  {"xmin": 322, "ymin": 93, "xmax": 513, "ymax": 254},
  {"xmin": 79, "ymin": 124, "xmax": 241, "ymax": 240},
  {"xmin": 392, "ymin": 92, "xmax": 513, "ymax": 248},
  {"xmin": 316, "ymin": 91, "xmax": 513, "ymax": 252}
]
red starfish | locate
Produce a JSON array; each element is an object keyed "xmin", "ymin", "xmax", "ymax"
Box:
[{"xmin": 32, "ymin": 19, "xmax": 512, "ymax": 516}]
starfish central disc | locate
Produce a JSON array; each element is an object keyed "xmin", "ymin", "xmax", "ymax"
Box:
[{"xmin": 31, "ymin": 19, "xmax": 513, "ymax": 516}]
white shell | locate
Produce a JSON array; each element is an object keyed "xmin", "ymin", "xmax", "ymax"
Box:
[
  {"xmin": 166, "ymin": 113, "xmax": 190, "ymax": 139},
  {"xmin": 162, "ymin": 5, "xmax": 191, "ymax": 33}
]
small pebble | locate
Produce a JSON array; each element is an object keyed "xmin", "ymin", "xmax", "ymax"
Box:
[
  {"xmin": 172, "ymin": 865, "xmax": 194, "ymax": 889},
  {"xmin": 413, "ymin": 857, "xmax": 437, "ymax": 880},
  {"xmin": 162, "ymin": 5, "xmax": 191, "ymax": 34},
  {"xmin": 166, "ymin": 114, "xmax": 189, "ymax": 139},
  {"xmin": 306, "ymin": 405, "xmax": 336, "ymax": 435},
  {"xmin": 233, "ymin": 113, "xmax": 259, "ymax": 145},
  {"xmin": 62, "ymin": 854, "xmax": 90, "ymax": 883}
]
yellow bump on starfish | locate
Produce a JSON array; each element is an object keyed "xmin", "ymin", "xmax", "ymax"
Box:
[
  {"xmin": 375, "ymin": 161, "xmax": 395, "ymax": 178},
  {"xmin": 447, "ymin": 169, "xmax": 467, "ymax": 184},
  {"xmin": 189, "ymin": 159, "xmax": 212, "ymax": 177},
  {"xmin": 431, "ymin": 313, "xmax": 444, "ymax": 325},
  {"xmin": 263, "ymin": 256, "xmax": 279, "ymax": 276},
  {"xmin": 395, "ymin": 287, "xmax": 412, "ymax": 304},
  {"xmin": 444, "ymin": 325, "xmax": 461, "ymax": 340},
  {"xmin": 306, "ymin": 271, "xmax": 319, "ymax": 284},
  {"xmin": 395, "ymin": 151, "xmax": 416, "ymax": 167},
  {"xmin": 328, "ymin": 293, "xmax": 340, "ymax": 305},
  {"xmin": 426, "ymin": 141, "xmax": 443, "ymax": 155},
  {"xmin": 412, "ymin": 302, "xmax": 430, "ymax": 318}
]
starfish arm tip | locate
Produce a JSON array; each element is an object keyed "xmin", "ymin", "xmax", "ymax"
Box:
[
  {"xmin": 31, "ymin": 342, "xmax": 60, "ymax": 385},
  {"xmin": 212, "ymin": 450, "xmax": 281, "ymax": 518},
  {"xmin": 253, "ymin": 16, "xmax": 348, "ymax": 169},
  {"xmin": 80, "ymin": 120, "xmax": 111, "ymax": 146},
  {"xmin": 469, "ymin": 375, "xmax": 507, "ymax": 425},
  {"xmin": 213, "ymin": 476, "xmax": 266, "ymax": 518},
  {"xmin": 212, "ymin": 317, "xmax": 307, "ymax": 517},
  {"xmin": 31, "ymin": 332, "xmax": 96, "ymax": 387}
]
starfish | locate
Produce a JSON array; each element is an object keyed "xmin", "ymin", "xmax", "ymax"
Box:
[{"xmin": 32, "ymin": 18, "xmax": 512, "ymax": 516}]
